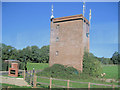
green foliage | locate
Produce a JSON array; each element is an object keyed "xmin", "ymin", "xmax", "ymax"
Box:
[
  {"xmin": 28, "ymin": 63, "xmax": 118, "ymax": 80},
  {"xmin": 39, "ymin": 46, "xmax": 49, "ymax": 63},
  {"xmin": 110, "ymin": 51, "xmax": 119, "ymax": 64},
  {"xmin": 36, "ymin": 64, "xmax": 81, "ymax": 79},
  {"xmin": 1, "ymin": 43, "xmax": 49, "ymax": 63},
  {"xmin": 95, "ymin": 57, "xmax": 112, "ymax": 65},
  {"xmin": 83, "ymin": 52, "xmax": 102, "ymax": 77},
  {"xmin": 1, "ymin": 61, "xmax": 25, "ymax": 71},
  {"xmin": 101, "ymin": 57, "xmax": 111, "ymax": 64},
  {"xmin": 1, "ymin": 61, "xmax": 9, "ymax": 71},
  {"xmin": 2, "ymin": 43, "xmax": 18, "ymax": 60},
  {"xmin": 36, "ymin": 52, "xmax": 102, "ymax": 79},
  {"xmin": 36, "ymin": 64, "xmax": 93, "ymax": 80},
  {"xmin": 19, "ymin": 62, "xmax": 25, "ymax": 70}
]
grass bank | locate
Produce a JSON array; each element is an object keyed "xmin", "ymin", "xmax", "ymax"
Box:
[
  {"xmin": 102, "ymin": 65, "xmax": 118, "ymax": 79},
  {"xmin": 27, "ymin": 63, "xmax": 49, "ymax": 70},
  {"xmin": 0, "ymin": 83, "xmax": 31, "ymax": 88},
  {"xmin": 27, "ymin": 63, "xmax": 118, "ymax": 80}
]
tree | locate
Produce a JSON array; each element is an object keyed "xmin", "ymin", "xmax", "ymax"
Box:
[
  {"xmin": 111, "ymin": 51, "xmax": 119, "ymax": 64},
  {"xmin": 1, "ymin": 43, "xmax": 49, "ymax": 63},
  {"xmin": 2, "ymin": 44, "xmax": 17, "ymax": 60},
  {"xmin": 95, "ymin": 56, "xmax": 111, "ymax": 65},
  {"xmin": 83, "ymin": 52, "xmax": 102, "ymax": 77},
  {"xmin": 16, "ymin": 49, "xmax": 25, "ymax": 62},
  {"xmin": 118, "ymin": 54, "xmax": 120, "ymax": 64},
  {"xmin": 39, "ymin": 45, "xmax": 49, "ymax": 63},
  {"xmin": 30, "ymin": 46, "xmax": 40, "ymax": 63}
]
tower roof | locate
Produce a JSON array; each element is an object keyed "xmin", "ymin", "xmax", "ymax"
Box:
[{"xmin": 52, "ymin": 14, "xmax": 89, "ymax": 24}]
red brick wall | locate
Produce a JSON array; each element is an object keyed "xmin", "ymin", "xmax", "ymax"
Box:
[{"xmin": 49, "ymin": 15, "xmax": 89, "ymax": 72}]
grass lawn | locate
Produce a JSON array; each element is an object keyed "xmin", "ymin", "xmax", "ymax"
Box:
[
  {"xmin": 36, "ymin": 77, "xmax": 118, "ymax": 88},
  {"xmin": 27, "ymin": 63, "xmax": 119, "ymax": 88},
  {"xmin": 27, "ymin": 62, "xmax": 49, "ymax": 70},
  {"xmin": 27, "ymin": 63, "xmax": 118, "ymax": 80},
  {"xmin": 2, "ymin": 75, "xmax": 23, "ymax": 78},
  {"xmin": 102, "ymin": 65, "xmax": 118, "ymax": 79},
  {"xmin": 0, "ymin": 83, "xmax": 31, "ymax": 88}
]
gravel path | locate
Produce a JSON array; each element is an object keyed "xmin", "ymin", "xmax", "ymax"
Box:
[{"xmin": 0, "ymin": 76, "xmax": 30, "ymax": 87}]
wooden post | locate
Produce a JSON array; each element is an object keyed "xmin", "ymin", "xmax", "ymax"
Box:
[
  {"xmin": 21, "ymin": 70, "xmax": 23, "ymax": 76},
  {"xmin": 30, "ymin": 73, "xmax": 32, "ymax": 86},
  {"xmin": 112, "ymin": 84, "xmax": 115, "ymax": 90},
  {"xmin": 50, "ymin": 77, "xmax": 52, "ymax": 89},
  {"xmin": 24, "ymin": 70, "xmax": 25, "ymax": 80},
  {"xmin": 67, "ymin": 80, "xmax": 70, "ymax": 90},
  {"xmin": 8, "ymin": 62, "xmax": 9, "ymax": 71},
  {"xmin": 88, "ymin": 82, "xmax": 90, "ymax": 90},
  {"xmin": 33, "ymin": 71, "xmax": 37, "ymax": 88}
]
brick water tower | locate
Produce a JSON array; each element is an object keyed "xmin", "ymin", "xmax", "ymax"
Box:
[{"xmin": 49, "ymin": 4, "xmax": 91, "ymax": 72}]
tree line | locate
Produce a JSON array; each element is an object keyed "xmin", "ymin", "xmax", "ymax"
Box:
[
  {"xmin": 1, "ymin": 43, "xmax": 49, "ymax": 63},
  {"xmin": 94, "ymin": 51, "xmax": 120, "ymax": 65},
  {"xmin": 1, "ymin": 43, "xmax": 119, "ymax": 64}
]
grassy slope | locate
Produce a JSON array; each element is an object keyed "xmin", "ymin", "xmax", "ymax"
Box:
[
  {"xmin": 2, "ymin": 64, "xmax": 118, "ymax": 88},
  {"xmin": 27, "ymin": 63, "xmax": 118, "ymax": 79},
  {"xmin": 2, "ymin": 75, "xmax": 23, "ymax": 78},
  {"xmin": 102, "ymin": 65, "xmax": 118, "ymax": 79},
  {"xmin": 27, "ymin": 63, "xmax": 49, "ymax": 70},
  {"xmin": 27, "ymin": 63, "xmax": 119, "ymax": 88},
  {"xmin": 0, "ymin": 83, "xmax": 31, "ymax": 88},
  {"xmin": 36, "ymin": 77, "xmax": 118, "ymax": 88}
]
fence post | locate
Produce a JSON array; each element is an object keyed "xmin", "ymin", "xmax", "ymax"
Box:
[
  {"xmin": 112, "ymin": 84, "xmax": 115, "ymax": 90},
  {"xmin": 30, "ymin": 73, "xmax": 32, "ymax": 86},
  {"xmin": 88, "ymin": 82, "xmax": 90, "ymax": 90},
  {"xmin": 24, "ymin": 70, "xmax": 25, "ymax": 80},
  {"xmin": 33, "ymin": 71, "xmax": 37, "ymax": 88},
  {"xmin": 67, "ymin": 80, "xmax": 70, "ymax": 90},
  {"xmin": 22, "ymin": 71, "xmax": 24, "ymax": 77},
  {"xmin": 50, "ymin": 77, "xmax": 52, "ymax": 89}
]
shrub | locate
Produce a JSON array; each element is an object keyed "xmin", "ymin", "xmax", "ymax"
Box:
[
  {"xmin": 36, "ymin": 52, "xmax": 102, "ymax": 79},
  {"xmin": 19, "ymin": 62, "xmax": 25, "ymax": 70},
  {"xmin": 1, "ymin": 62, "xmax": 8, "ymax": 71},
  {"xmin": 83, "ymin": 52, "xmax": 102, "ymax": 77},
  {"xmin": 36, "ymin": 64, "xmax": 80, "ymax": 79}
]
